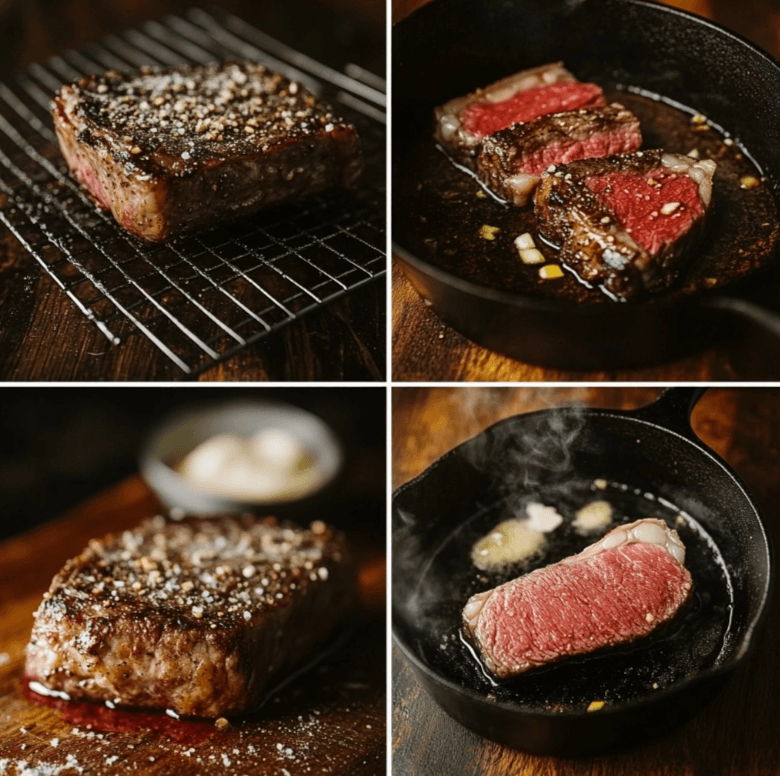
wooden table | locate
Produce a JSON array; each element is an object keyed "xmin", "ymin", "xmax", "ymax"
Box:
[
  {"xmin": 392, "ymin": 387, "xmax": 780, "ymax": 775},
  {"xmin": 0, "ymin": 475, "xmax": 386, "ymax": 774},
  {"xmin": 391, "ymin": 0, "xmax": 779, "ymax": 382},
  {"xmin": 0, "ymin": 0, "xmax": 385, "ymax": 381}
]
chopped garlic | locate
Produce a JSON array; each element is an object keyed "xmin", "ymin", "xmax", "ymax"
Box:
[
  {"xmin": 519, "ymin": 248, "xmax": 545, "ymax": 265},
  {"xmin": 587, "ymin": 701, "xmax": 606, "ymax": 712},
  {"xmin": 740, "ymin": 175, "xmax": 759, "ymax": 190},
  {"xmin": 514, "ymin": 232, "xmax": 535, "ymax": 250},
  {"xmin": 480, "ymin": 224, "xmax": 500, "ymax": 240},
  {"xmin": 539, "ymin": 264, "xmax": 564, "ymax": 279}
]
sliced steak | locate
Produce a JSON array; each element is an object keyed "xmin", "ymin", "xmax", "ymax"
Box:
[
  {"xmin": 476, "ymin": 103, "xmax": 642, "ymax": 206},
  {"xmin": 25, "ymin": 514, "xmax": 357, "ymax": 717},
  {"xmin": 462, "ymin": 518, "xmax": 692, "ymax": 679},
  {"xmin": 533, "ymin": 150, "xmax": 716, "ymax": 299},
  {"xmin": 51, "ymin": 60, "xmax": 363, "ymax": 242},
  {"xmin": 434, "ymin": 62, "xmax": 605, "ymax": 166}
]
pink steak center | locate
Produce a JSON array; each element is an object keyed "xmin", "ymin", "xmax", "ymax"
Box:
[
  {"xmin": 461, "ymin": 82, "xmax": 605, "ymax": 139},
  {"xmin": 585, "ymin": 170, "xmax": 704, "ymax": 254}
]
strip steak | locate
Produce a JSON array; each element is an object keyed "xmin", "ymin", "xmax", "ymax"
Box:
[
  {"xmin": 533, "ymin": 150, "xmax": 716, "ymax": 299},
  {"xmin": 462, "ymin": 518, "xmax": 692, "ymax": 679},
  {"xmin": 434, "ymin": 63, "xmax": 606, "ymax": 166},
  {"xmin": 51, "ymin": 60, "xmax": 363, "ymax": 242},
  {"xmin": 476, "ymin": 103, "xmax": 642, "ymax": 206},
  {"xmin": 25, "ymin": 514, "xmax": 357, "ymax": 717}
]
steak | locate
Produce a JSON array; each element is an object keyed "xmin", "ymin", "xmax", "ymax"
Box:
[
  {"xmin": 25, "ymin": 514, "xmax": 357, "ymax": 717},
  {"xmin": 51, "ymin": 60, "xmax": 363, "ymax": 242},
  {"xmin": 533, "ymin": 150, "xmax": 716, "ymax": 299},
  {"xmin": 434, "ymin": 62, "xmax": 605, "ymax": 166},
  {"xmin": 475, "ymin": 103, "xmax": 642, "ymax": 206},
  {"xmin": 462, "ymin": 518, "xmax": 692, "ymax": 679}
]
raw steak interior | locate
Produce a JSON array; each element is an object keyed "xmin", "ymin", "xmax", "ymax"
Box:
[
  {"xmin": 434, "ymin": 62, "xmax": 605, "ymax": 164},
  {"xmin": 533, "ymin": 150, "xmax": 716, "ymax": 300},
  {"xmin": 51, "ymin": 60, "xmax": 363, "ymax": 242},
  {"xmin": 462, "ymin": 518, "xmax": 692, "ymax": 679},
  {"xmin": 25, "ymin": 514, "xmax": 357, "ymax": 717},
  {"xmin": 476, "ymin": 103, "xmax": 642, "ymax": 206}
]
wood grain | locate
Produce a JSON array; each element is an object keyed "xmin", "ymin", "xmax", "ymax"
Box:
[
  {"xmin": 0, "ymin": 0, "xmax": 385, "ymax": 382},
  {"xmin": 392, "ymin": 387, "xmax": 780, "ymax": 776},
  {"xmin": 0, "ymin": 477, "xmax": 386, "ymax": 775}
]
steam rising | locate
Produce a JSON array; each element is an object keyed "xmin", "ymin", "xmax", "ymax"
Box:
[{"xmin": 393, "ymin": 393, "xmax": 588, "ymax": 636}]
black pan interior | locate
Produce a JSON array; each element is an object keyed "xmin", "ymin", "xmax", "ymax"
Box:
[
  {"xmin": 393, "ymin": 408, "xmax": 770, "ymax": 718},
  {"xmin": 393, "ymin": 0, "xmax": 780, "ymax": 305}
]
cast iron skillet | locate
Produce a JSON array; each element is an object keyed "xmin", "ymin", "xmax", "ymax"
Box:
[
  {"xmin": 392, "ymin": 389, "xmax": 772, "ymax": 755},
  {"xmin": 393, "ymin": 0, "xmax": 780, "ymax": 370}
]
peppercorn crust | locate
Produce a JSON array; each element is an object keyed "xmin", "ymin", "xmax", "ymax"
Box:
[{"xmin": 25, "ymin": 514, "xmax": 357, "ymax": 717}]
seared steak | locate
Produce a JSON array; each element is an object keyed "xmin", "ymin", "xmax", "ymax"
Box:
[
  {"xmin": 463, "ymin": 519, "xmax": 692, "ymax": 679},
  {"xmin": 434, "ymin": 62, "xmax": 605, "ymax": 166},
  {"xmin": 534, "ymin": 150, "xmax": 716, "ymax": 299},
  {"xmin": 476, "ymin": 103, "xmax": 641, "ymax": 206},
  {"xmin": 25, "ymin": 514, "xmax": 357, "ymax": 717},
  {"xmin": 51, "ymin": 60, "xmax": 363, "ymax": 242}
]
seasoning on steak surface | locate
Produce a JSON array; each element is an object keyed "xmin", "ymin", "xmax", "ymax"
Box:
[
  {"xmin": 476, "ymin": 103, "xmax": 642, "ymax": 206},
  {"xmin": 462, "ymin": 518, "xmax": 692, "ymax": 679},
  {"xmin": 434, "ymin": 62, "xmax": 605, "ymax": 166},
  {"xmin": 533, "ymin": 150, "xmax": 716, "ymax": 300},
  {"xmin": 51, "ymin": 60, "xmax": 363, "ymax": 242},
  {"xmin": 25, "ymin": 514, "xmax": 357, "ymax": 717}
]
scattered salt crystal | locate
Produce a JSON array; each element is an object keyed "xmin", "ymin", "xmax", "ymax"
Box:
[
  {"xmin": 243, "ymin": 611, "xmax": 251, "ymax": 621},
  {"xmin": 222, "ymin": 754, "xmax": 231, "ymax": 767},
  {"xmin": 166, "ymin": 709, "xmax": 180, "ymax": 719},
  {"xmin": 181, "ymin": 151, "xmax": 191, "ymax": 160},
  {"xmin": 50, "ymin": 738, "xmax": 59, "ymax": 747},
  {"xmin": 0, "ymin": 653, "xmax": 10, "ymax": 666}
]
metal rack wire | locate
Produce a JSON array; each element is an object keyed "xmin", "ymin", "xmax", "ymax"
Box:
[{"xmin": 0, "ymin": 7, "xmax": 386, "ymax": 376}]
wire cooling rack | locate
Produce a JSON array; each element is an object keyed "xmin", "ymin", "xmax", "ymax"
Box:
[{"xmin": 0, "ymin": 7, "xmax": 385, "ymax": 376}]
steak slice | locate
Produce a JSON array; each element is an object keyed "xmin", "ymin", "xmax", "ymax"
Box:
[
  {"xmin": 51, "ymin": 60, "xmax": 363, "ymax": 242},
  {"xmin": 462, "ymin": 518, "xmax": 692, "ymax": 679},
  {"xmin": 476, "ymin": 103, "xmax": 642, "ymax": 206},
  {"xmin": 434, "ymin": 62, "xmax": 605, "ymax": 166},
  {"xmin": 533, "ymin": 150, "xmax": 716, "ymax": 300},
  {"xmin": 25, "ymin": 514, "xmax": 357, "ymax": 717}
]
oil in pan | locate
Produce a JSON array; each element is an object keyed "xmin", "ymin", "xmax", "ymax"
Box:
[{"xmin": 413, "ymin": 478, "xmax": 735, "ymax": 713}]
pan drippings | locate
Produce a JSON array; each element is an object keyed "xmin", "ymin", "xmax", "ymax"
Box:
[
  {"xmin": 396, "ymin": 89, "xmax": 779, "ymax": 303},
  {"xmin": 409, "ymin": 479, "xmax": 734, "ymax": 712}
]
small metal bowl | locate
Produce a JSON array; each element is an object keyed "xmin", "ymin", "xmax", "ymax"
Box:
[{"xmin": 139, "ymin": 400, "xmax": 343, "ymax": 515}]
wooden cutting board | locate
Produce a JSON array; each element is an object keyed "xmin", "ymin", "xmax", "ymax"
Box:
[{"xmin": 0, "ymin": 477, "xmax": 386, "ymax": 775}]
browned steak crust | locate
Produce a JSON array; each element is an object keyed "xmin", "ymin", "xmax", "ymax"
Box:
[
  {"xmin": 51, "ymin": 60, "xmax": 363, "ymax": 242},
  {"xmin": 25, "ymin": 514, "xmax": 357, "ymax": 717}
]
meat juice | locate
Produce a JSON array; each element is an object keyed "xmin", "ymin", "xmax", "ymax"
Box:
[
  {"xmin": 407, "ymin": 480, "xmax": 734, "ymax": 712},
  {"xmin": 396, "ymin": 89, "xmax": 779, "ymax": 302}
]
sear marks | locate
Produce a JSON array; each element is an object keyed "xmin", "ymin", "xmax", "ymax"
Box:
[
  {"xmin": 533, "ymin": 150, "xmax": 716, "ymax": 300},
  {"xmin": 51, "ymin": 60, "xmax": 363, "ymax": 242},
  {"xmin": 24, "ymin": 514, "xmax": 357, "ymax": 718},
  {"xmin": 476, "ymin": 103, "xmax": 642, "ymax": 206}
]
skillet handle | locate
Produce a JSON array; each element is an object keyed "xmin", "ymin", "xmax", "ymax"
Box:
[{"xmin": 630, "ymin": 387, "xmax": 707, "ymax": 438}]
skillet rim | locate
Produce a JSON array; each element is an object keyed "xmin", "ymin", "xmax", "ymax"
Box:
[
  {"xmin": 392, "ymin": 0, "xmax": 780, "ymax": 312},
  {"xmin": 391, "ymin": 404, "xmax": 774, "ymax": 719}
]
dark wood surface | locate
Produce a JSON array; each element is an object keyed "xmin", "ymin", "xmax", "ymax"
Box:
[
  {"xmin": 392, "ymin": 387, "xmax": 780, "ymax": 775},
  {"xmin": 391, "ymin": 0, "xmax": 780, "ymax": 382},
  {"xmin": 0, "ymin": 0, "xmax": 385, "ymax": 382},
  {"xmin": 0, "ymin": 475, "xmax": 386, "ymax": 774}
]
